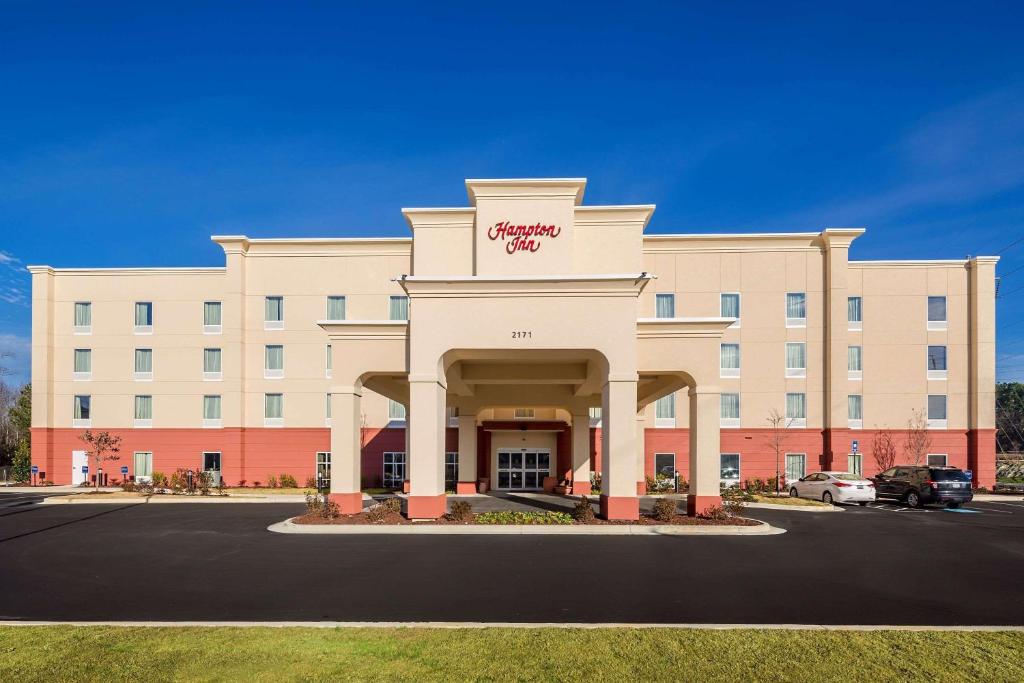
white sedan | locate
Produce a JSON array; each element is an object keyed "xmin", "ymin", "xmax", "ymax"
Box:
[{"xmin": 789, "ymin": 471, "xmax": 876, "ymax": 505}]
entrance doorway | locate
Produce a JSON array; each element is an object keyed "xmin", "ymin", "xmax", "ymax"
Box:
[
  {"xmin": 497, "ymin": 449, "xmax": 551, "ymax": 490},
  {"xmin": 72, "ymin": 450, "xmax": 87, "ymax": 485},
  {"xmin": 202, "ymin": 452, "xmax": 221, "ymax": 487}
]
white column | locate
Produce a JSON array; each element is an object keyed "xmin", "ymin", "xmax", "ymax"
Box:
[
  {"xmin": 407, "ymin": 378, "xmax": 447, "ymax": 518},
  {"xmin": 456, "ymin": 414, "xmax": 478, "ymax": 494},
  {"xmin": 571, "ymin": 412, "xmax": 591, "ymax": 495},
  {"xmin": 600, "ymin": 375, "xmax": 639, "ymax": 519},
  {"xmin": 687, "ymin": 386, "xmax": 721, "ymax": 516},
  {"xmin": 329, "ymin": 388, "xmax": 363, "ymax": 513}
]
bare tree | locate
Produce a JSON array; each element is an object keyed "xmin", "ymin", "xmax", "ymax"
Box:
[
  {"xmin": 871, "ymin": 428, "xmax": 897, "ymax": 472},
  {"xmin": 765, "ymin": 409, "xmax": 790, "ymax": 495},
  {"xmin": 903, "ymin": 408, "xmax": 932, "ymax": 466},
  {"xmin": 79, "ymin": 430, "xmax": 122, "ymax": 489}
]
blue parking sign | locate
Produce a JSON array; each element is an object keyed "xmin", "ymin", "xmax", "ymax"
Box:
[
  {"xmin": 31, "ymin": 465, "xmax": 39, "ymax": 474},
  {"xmin": 82, "ymin": 465, "xmax": 89, "ymax": 474},
  {"xmin": 851, "ymin": 440, "xmax": 859, "ymax": 454},
  {"xmin": 121, "ymin": 466, "xmax": 129, "ymax": 475},
  {"xmin": 966, "ymin": 470, "xmax": 973, "ymax": 481}
]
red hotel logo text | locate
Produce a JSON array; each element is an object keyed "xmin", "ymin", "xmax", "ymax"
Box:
[{"xmin": 487, "ymin": 221, "xmax": 562, "ymax": 254}]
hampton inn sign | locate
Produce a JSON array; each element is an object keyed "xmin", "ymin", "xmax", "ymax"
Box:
[{"xmin": 28, "ymin": 178, "xmax": 998, "ymax": 519}]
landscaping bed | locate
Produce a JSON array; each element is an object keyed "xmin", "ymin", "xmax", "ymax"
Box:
[{"xmin": 750, "ymin": 494, "xmax": 830, "ymax": 507}]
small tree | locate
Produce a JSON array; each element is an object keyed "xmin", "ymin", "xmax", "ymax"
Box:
[
  {"xmin": 765, "ymin": 409, "xmax": 790, "ymax": 495},
  {"xmin": 79, "ymin": 430, "xmax": 121, "ymax": 489},
  {"xmin": 903, "ymin": 408, "xmax": 932, "ymax": 466},
  {"xmin": 871, "ymin": 428, "xmax": 897, "ymax": 473}
]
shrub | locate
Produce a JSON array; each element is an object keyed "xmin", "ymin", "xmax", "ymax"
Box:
[
  {"xmin": 120, "ymin": 479, "xmax": 136, "ymax": 492},
  {"xmin": 590, "ymin": 472, "xmax": 602, "ymax": 495},
  {"xmin": 304, "ymin": 491, "xmax": 340, "ymax": 519},
  {"xmin": 279, "ymin": 474, "xmax": 297, "ymax": 489},
  {"xmin": 267, "ymin": 475, "xmax": 278, "ymax": 489},
  {"xmin": 238, "ymin": 479, "xmax": 247, "ymax": 488},
  {"xmin": 651, "ymin": 497, "xmax": 677, "ymax": 522},
  {"xmin": 151, "ymin": 471, "xmax": 167, "ymax": 489},
  {"xmin": 366, "ymin": 497, "xmax": 402, "ymax": 523},
  {"xmin": 304, "ymin": 476, "xmax": 316, "ymax": 489},
  {"xmin": 447, "ymin": 500, "xmax": 473, "ymax": 522},
  {"xmin": 722, "ymin": 485, "xmax": 753, "ymax": 503},
  {"xmin": 252, "ymin": 480, "xmax": 261, "ymax": 488},
  {"xmin": 572, "ymin": 496, "xmax": 596, "ymax": 523},
  {"xmin": 196, "ymin": 470, "xmax": 212, "ymax": 496},
  {"xmin": 697, "ymin": 505, "xmax": 731, "ymax": 521},
  {"xmin": 475, "ymin": 511, "xmax": 573, "ymax": 525},
  {"xmin": 169, "ymin": 469, "xmax": 187, "ymax": 494}
]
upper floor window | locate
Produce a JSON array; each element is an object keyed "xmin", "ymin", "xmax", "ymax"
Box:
[
  {"xmin": 203, "ymin": 301, "xmax": 222, "ymax": 334},
  {"xmin": 264, "ymin": 296, "xmax": 284, "ymax": 330},
  {"xmin": 720, "ymin": 343, "xmax": 740, "ymax": 378},
  {"xmin": 265, "ymin": 345, "xmax": 284, "ymax": 379},
  {"xmin": 74, "ymin": 302, "xmax": 92, "ymax": 334},
  {"xmin": 264, "ymin": 393, "xmax": 283, "ymax": 427},
  {"xmin": 326, "ymin": 296, "xmax": 346, "ymax": 321},
  {"xmin": 721, "ymin": 293, "xmax": 740, "ymax": 327},
  {"xmin": 848, "ymin": 394, "xmax": 863, "ymax": 428},
  {"xmin": 203, "ymin": 395, "xmax": 222, "ymax": 428},
  {"xmin": 655, "ymin": 393, "xmax": 676, "ymax": 428},
  {"xmin": 73, "ymin": 349, "xmax": 92, "ymax": 380},
  {"xmin": 203, "ymin": 348, "xmax": 222, "ymax": 381},
  {"xmin": 389, "ymin": 399, "xmax": 407, "ymax": 421},
  {"xmin": 134, "ymin": 348, "xmax": 153, "ymax": 381},
  {"xmin": 325, "ymin": 393, "xmax": 332, "ymax": 423},
  {"xmin": 134, "ymin": 395, "xmax": 153, "ymax": 428},
  {"xmin": 848, "ymin": 296, "xmax": 862, "ymax": 330},
  {"xmin": 848, "ymin": 345, "xmax": 862, "ymax": 380},
  {"xmin": 589, "ymin": 406, "xmax": 602, "ymax": 426},
  {"xmin": 927, "ymin": 345, "xmax": 948, "ymax": 380},
  {"xmin": 325, "ymin": 344, "xmax": 332, "ymax": 378},
  {"xmin": 655, "ymin": 293, "xmax": 675, "ymax": 319},
  {"xmin": 786, "ymin": 292, "xmax": 806, "ymax": 327},
  {"xmin": 928, "ymin": 296, "xmax": 947, "ymax": 330},
  {"xmin": 785, "ymin": 342, "xmax": 807, "ymax": 378},
  {"xmin": 720, "ymin": 393, "xmax": 740, "ymax": 428},
  {"xmin": 389, "ymin": 296, "xmax": 409, "ymax": 321},
  {"xmin": 927, "ymin": 394, "xmax": 947, "ymax": 429},
  {"xmin": 73, "ymin": 394, "xmax": 91, "ymax": 427},
  {"xmin": 514, "ymin": 407, "xmax": 536, "ymax": 419},
  {"xmin": 134, "ymin": 302, "xmax": 153, "ymax": 334},
  {"xmin": 785, "ymin": 392, "xmax": 806, "ymax": 428}
]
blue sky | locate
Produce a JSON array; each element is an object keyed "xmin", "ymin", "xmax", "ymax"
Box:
[{"xmin": 1, "ymin": 1, "xmax": 1023, "ymax": 383}]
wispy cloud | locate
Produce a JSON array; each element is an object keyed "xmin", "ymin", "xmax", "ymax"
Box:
[{"xmin": 0, "ymin": 250, "xmax": 29, "ymax": 307}]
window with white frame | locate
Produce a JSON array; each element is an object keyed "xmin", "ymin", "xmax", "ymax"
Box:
[
  {"xmin": 720, "ymin": 343, "xmax": 740, "ymax": 378},
  {"xmin": 927, "ymin": 394, "xmax": 947, "ymax": 429},
  {"xmin": 134, "ymin": 301, "xmax": 153, "ymax": 334},
  {"xmin": 316, "ymin": 451, "xmax": 331, "ymax": 486},
  {"xmin": 74, "ymin": 302, "xmax": 92, "ymax": 334},
  {"xmin": 786, "ymin": 392, "xmax": 806, "ymax": 428},
  {"xmin": 654, "ymin": 453, "xmax": 675, "ymax": 479},
  {"xmin": 203, "ymin": 301, "xmax": 222, "ymax": 334},
  {"xmin": 264, "ymin": 296, "xmax": 284, "ymax": 330},
  {"xmin": 447, "ymin": 406, "xmax": 459, "ymax": 427},
  {"xmin": 927, "ymin": 345, "xmax": 948, "ymax": 380},
  {"xmin": 325, "ymin": 393, "xmax": 332, "ymax": 424},
  {"xmin": 202, "ymin": 395, "xmax": 222, "ymax": 428},
  {"xmin": 135, "ymin": 348, "xmax": 153, "ymax": 381},
  {"xmin": 848, "ymin": 345, "xmax": 862, "ymax": 380},
  {"xmin": 203, "ymin": 348, "xmax": 222, "ymax": 380},
  {"xmin": 326, "ymin": 296, "xmax": 346, "ymax": 321},
  {"xmin": 514, "ymin": 407, "xmax": 536, "ymax": 419},
  {"xmin": 785, "ymin": 342, "xmax": 807, "ymax": 378},
  {"xmin": 389, "ymin": 295, "xmax": 409, "ymax": 321},
  {"xmin": 389, "ymin": 399, "xmax": 406, "ymax": 421},
  {"xmin": 134, "ymin": 395, "xmax": 152, "ymax": 428},
  {"xmin": 133, "ymin": 452, "xmax": 153, "ymax": 483},
  {"xmin": 785, "ymin": 453, "xmax": 806, "ymax": 483},
  {"xmin": 73, "ymin": 395, "xmax": 91, "ymax": 427},
  {"xmin": 655, "ymin": 393, "xmax": 676, "ymax": 428},
  {"xmin": 786, "ymin": 292, "xmax": 806, "ymax": 327},
  {"xmin": 927, "ymin": 296, "xmax": 947, "ymax": 330},
  {"xmin": 847, "ymin": 296, "xmax": 862, "ymax": 330},
  {"xmin": 589, "ymin": 406, "xmax": 602, "ymax": 426},
  {"xmin": 445, "ymin": 451, "xmax": 458, "ymax": 490},
  {"xmin": 73, "ymin": 349, "xmax": 91, "ymax": 380},
  {"xmin": 264, "ymin": 344, "xmax": 284, "ymax": 379},
  {"xmin": 720, "ymin": 393, "xmax": 740, "ymax": 428},
  {"xmin": 325, "ymin": 344, "xmax": 332, "ymax": 378},
  {"xmin": 655, "ymin": 293, "xmax": 675, "ymax": 318},
  {"xmin": 721, "ymin": 293, "xmax": 740, "ymax": 327},
  {"xmin": 847, "ymin": 453, "xmax": 863, "ymax": 476},
  {"xmin": 383, "ymin": 452, "xmax": 406, "ymax": 488},
  {"xmin": 264, "ymin": 393, "xmax": 283, "ymax": 427},
  {"xmin": 927, "ymin": 453, "xmax": 948, "ymax": 467},
  {"xmin": 720, "ymin": 453, "xmax": 741, "ymax": 487},
  {"xmin": 848, "ymin": 394, "xmax": 863, "ymax": 429}
]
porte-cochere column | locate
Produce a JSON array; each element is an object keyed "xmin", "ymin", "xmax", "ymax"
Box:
[
  {"xmin": 328, "ymin": 388, "xmax": 363, "ymax": 514},
  {"xmin": 406, "ymin": 376, "xmax": 447, "ymax": 519},
  {"xmin": 600, "ymin": 373, "xmax": 639, "ymax": 520},
  {"xmin": 687, "ymin": 386, "xmax": 722, "ymax": 515},
  {"xmin": 456, "ymin": 413, "xmax": 478, "ymax": 494}
]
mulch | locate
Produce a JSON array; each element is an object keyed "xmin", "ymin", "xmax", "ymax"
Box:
[{"xmin": 292, "ymin": 510, "xmax": 759, "ymax": 527}]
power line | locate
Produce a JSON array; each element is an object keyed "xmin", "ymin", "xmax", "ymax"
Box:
[
  {"xmin": 995, "ymin": 234, "xmax": 1024, "ymax": 255},
  {"xmin": 999, "ymin": 282, "xmax": 1024, "ymax": 299},
  {"xmin": 999, "ymin": 263, "xmax": 1024, "ymax": 279}
]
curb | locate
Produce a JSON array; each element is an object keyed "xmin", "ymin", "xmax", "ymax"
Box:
[
  {"xmin": 745, "ymin": 502, "xmax": 842, "ymax": 512},
  {"xmin": 41, "ymin": 495, "xmax": 310, "ymax": 505},
  {"xmin": 267, "ymin": 517, "xmax": 785, "ymax": 536}
]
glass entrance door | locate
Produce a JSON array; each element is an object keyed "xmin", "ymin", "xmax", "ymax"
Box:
[{"xmin": 497, "ymin": 449, "xmax": 551, "ymax": 490}]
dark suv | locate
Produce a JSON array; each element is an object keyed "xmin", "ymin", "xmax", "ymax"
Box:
[{"xmin": 871, "ymin": 466, "xmax": 973, "ymax": 508}]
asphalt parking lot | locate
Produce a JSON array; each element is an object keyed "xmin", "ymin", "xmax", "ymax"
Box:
[{"xmin": 1, "ymin": 491, "xmax": 1023, "ymax": 625}]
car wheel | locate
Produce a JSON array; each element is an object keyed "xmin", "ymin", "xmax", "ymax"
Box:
[
  {"xmin": 906, "ymin": 490, "xmax": 922, "ymax": 508},
  {"xmin": 789, "ymin": 488, "xmax": 799, "ymax": 498},
  {"xmin": 947, "ymin": 502, "xmax": 961, "ymax": 509},
  {"xmin": 822, "ymin": 491, "xmax": 833, "ymax": 505},
  {"xmin": 858, "ymin": 502, "xmax": 868, "ymax": 506}
]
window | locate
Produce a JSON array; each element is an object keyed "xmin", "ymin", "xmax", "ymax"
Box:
[
  {"xmin": 264, "ymin": 344, "xmax": 284, "ymax": 379},
  {"xmin": 848, "ymin": 345, "xmax": 862, "ymax": 380},
  {"xmin": 655, "ymin": 393, "xmax": 676, "ymax": 428},
  {"xmin": 927, "ymin": 394, "xmax": 947, "ymax": 429},
  {"xmin": 927, "ymin": 345, "xmax": 948, "ymax": 380},
  {"xmin": 264, "ymin": 393, "xmax": 283, "ymax": 427},
  {"xmin": 389, "ymin": 399, "xmax": 406, "ymax": 421},
  {"xmin": 655, "ymin": 293, "xmax": 675, "ymax": 318},
  {"xmin": 445, "ymin": 452, "xmax": 458, "ymax": 490},
  {"xmin": 73, "ymin": 395, "xmax": 91, "ymax": 427},
  {"xmin": 325, "ymin": 344, "xmax": 332, "ymax": 378},
  {"xmin": 786, "ymin": 292, "xmax": 806, "ymax": 327},
  {"xmin": 721, "ymin": 293, "xmax": 740, "ymax": 327},
  {"xmin": 325, "ymin": 393, "xmax": 332, "ymax": 424},
  {"xmin": 134, "ymin": 395, "xmax": 152, "ymax": 428},
  {"xmin": 316, "ymin": 451, "xmax": 331, "ymax": 488},
  {"xmin": 847, "ymin": 454, "xmax": 863, "ymax": 476},
  {"xmin": 203, "ymin": 301, "xmax": 222, "ymax": 334},
  {"xmin": 73, "ymin": 349, "xmax": 91, "ymax": 380},
  {"xmin": 389, "ymin": 295, "xmax": 409, "ymax": 321},
  {"xmin": 654, "ymin": 453, "xmax": 675, "ymax": 480},
  {"xmin": 927, "ymin": 453, "xmax": 948, "ymax": 467},
  {"xmin": 202, "ymin": 395, "xmax": 222, "ymax": 428},
  {"xmin": 589, "ymin": 406, "xmax": 602, "ymax": 426},
  {"xmin": 133, "ymin": 452, "xmax": 153, "ymax": 483},
  {"xmin": 383, "ymin": 452, "xmax": 406, "ymax": 488},
  {"xmin": 928, "ymin": 296, "xmax": 947, "ymax": 330},
  {"xmin": 786, "ymin": 393, "xmax": 806, "ymax": 428},
  {"xmin": 134, "ymin": 302, "xmax": 153, "ymax": 334},
  {"xmin": 203, "ymin": 348, "xmax": 222, "ymax": 380},
  {"xmin": 847, "ymin": 296, "xmax": 862, "ymax": 330},
  {"xmin": 74, "ymin": 302, "xmax": 92, "ymax": 334},
  {"xmin": 720, "ymin": 343, "xmax": 740, "ymax": 378},
  {"xmin": 785, "ymin": 342, "xmax": 807, "ymax": 378},
  {"xmin": 134, "ymin": 348, "xmax": 153, "ymax": 381},
  {"xmin": 720, "ymin": 393, "xmax": 740, "ymax": 428},
  {"xmin": 326, "ymin": 296, "xmax": 346, "ymax": 321},
  {"xmin": 447, "ymin": 406, "xmax": 459, "ymax": 428},
  {"xmin": 264, "ymin": 296, "xmax": 283, "ymax": 330},
  {"xmin": 848, "ymin": 394, "xmax": 863, "ymax": 429},
  {"xmin": 514, "ymin": 407, "xmax": 536, "ymax": 419},
  {"xmin": 720, "ymin": 453, "xmax": 740, "ymax": 486},
  {"xmin": 785, "ymin": 453, "xmax": 806, "ymax": 483}
]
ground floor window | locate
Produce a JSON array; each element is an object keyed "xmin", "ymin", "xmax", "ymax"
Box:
[
  {"xmin": 497, "ymin": 449, "xmax": 550, "ymax": 490},
  {"xmin": 383, "ymin": 452, "xmax": 406, "ymax": 488},
  {"xmin": 654, "ymin": 453, "xmax": 675, "ymax": 479},
  {"xmin": 785, "ymin": 453, "xmax": 806, "ymax": 483},
  {"xmin": 445, "ymin": 452, "xmax": 458, "ymax": 490},
  {"xmin": 927, "ymin": 453, "xmax": 948, "ymax": 467},
  {"xmin": 316, "ymin": 451, "xmax": 331, "ymax": 488},
  {"xmin": 133, "ymin": 451, "xmax": 153, "ymax": 482},
  {"xmin": 847, "ymin": 453, "xmax": 863, "ymax": 476},
  {"xmin": 203, "ymin": 452, "xmax": 221, "ymax": 487},
  {"xmin": 720, "ymin": 453, "xmax": 740, "ymax": 487}
]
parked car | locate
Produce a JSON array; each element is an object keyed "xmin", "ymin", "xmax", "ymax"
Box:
[
  {"xmin": 788, "ymin": 471, "xmax": 876, "ymax": 505},
  {"xmin": 870, "ymin": 466, "xmax": 973, "ymax": 508}
]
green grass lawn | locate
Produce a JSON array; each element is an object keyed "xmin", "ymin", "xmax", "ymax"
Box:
[
  {"xmin": 750, "ymin": 494, "xmax": 830, "ymax": 507},
  {"xmin": 2, "ymin": 627, "xmax": 1022, "ymax": 682}
]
